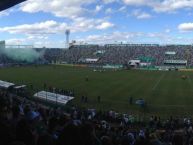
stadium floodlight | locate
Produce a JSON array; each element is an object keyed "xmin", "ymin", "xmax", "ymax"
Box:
[{"xmin": 65, "ymin": 29, "xmax": 70, "ymax": 49}]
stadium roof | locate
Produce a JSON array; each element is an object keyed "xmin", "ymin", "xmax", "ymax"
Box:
[{"xmin": 0, "ymin": 0, "xmax": 26, "ymax": 11}]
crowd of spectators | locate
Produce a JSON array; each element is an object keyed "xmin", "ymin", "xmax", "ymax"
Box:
[
  {"xmin": 43, "ymin": 49, "xmax": 64, "ymax": 63},
  {"xmin": 1, "ymin": 44, "xmax": 193, "ymax": 66},
  {"xmin": 100, "ymin": 45, "xmax": 193, "ymax": 65},
  {"xmin": 1, "ymin": 90, "xmax": 193, "ymax": 145},
  {"xmin": 50, "ymin": 44, "xmax": 193, "ymax": 66}
]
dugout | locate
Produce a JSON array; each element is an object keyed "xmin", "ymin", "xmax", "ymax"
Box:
[
  {"xmin": 0, "ymin": 80, "xmax": 28, "ymax": 97},
  {"xmin": 34, "ymin": 91, "xmax": 74, "ymax": 105}
]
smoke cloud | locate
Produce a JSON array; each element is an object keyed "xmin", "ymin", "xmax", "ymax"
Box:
[
  {"xmin": 4, "ymin": 48, "xmax": 44, "ymax": 62},
  {"xmin": 0, "ymin": 42, "xmax": 44, "ymax": 63}
]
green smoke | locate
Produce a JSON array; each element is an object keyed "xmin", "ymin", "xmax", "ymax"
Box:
[
  {"xmin": 0, "ymin": 41, "xmax": 44, "ymax": 63},
  {"xmin": 4, "ymin": 48, "xmax": 44, "ymax": 63}
]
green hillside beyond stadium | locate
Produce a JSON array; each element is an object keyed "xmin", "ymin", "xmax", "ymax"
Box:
[{"xmin": 1, "ymin": 65, "xmax": 193, "ymax": 117}]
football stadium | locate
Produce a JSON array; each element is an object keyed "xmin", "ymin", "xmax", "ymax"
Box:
[{"xmin": 2, "ymin": 0, "xmax": 193, "ymax": 145}]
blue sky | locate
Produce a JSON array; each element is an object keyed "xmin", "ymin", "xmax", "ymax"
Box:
[{"xmin": 1, "ymin": 0, "xmax": 193, "ymax": 48}]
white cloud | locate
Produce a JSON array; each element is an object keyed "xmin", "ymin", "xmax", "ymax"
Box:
[
  {"xmin": 118, "ymin": 6, "xmax": 127, "ymax": 12},
  {"xmin": 95, "ymin": 5, "xmax": 103, "ymax": 12},
  {"xmin": 20, "ymin": 0, "xmax": 95, "ymax": 18},
  {"xmin": 6, "ymin": 38, "xmax": 67, "ymax": 48},
  {"xmin": 6, "ymin": 38, "xmax": 26, "ymax": 45},
  {"xmin": 0, "ymin": 11, "xmax": 9, "ymax": 17},
  {"xmin": 123, "ymin": 0, "xmax": 149, "ymax": 6},
  {"xmin": 105, "ymin": 8, "xmax": 113, "ymax": 14},
  {"xmin": 78, "ymin": 31, "xmax": 193, "ymax": 44},
  {"xmin": 96, "ymin": 22, "xmax": 114, "ymax": 29},
  {"xmin": 165, "ymin": 29, "xmax": 171, "ymax": 33},
  {"xmin": 18, "ymin": 0, "xmax": 193, "ymax": 18},
  {"xmin": 7, "ymin": 30, "xmax": 193, "ymax": 48},
  {"xmin": 77, "ymin": 31, "xmax": 146, "ymax": 43},
  {"xmin": 153, "ymin": 0, "xmax": 193, "ymax": 13},
  {"xmin": 71, "ymin": 17, "xmax": 114, "ymax": 32},
  {"xmin": 178, "ymin": 23, "xmax": 193, "ymax": 32},
  {"xmin": 0, "ymin": 8, "xmax": 16, "ymax": 17},
  {"xmin": 0, "ymin": 18, "xmax": 114, "ymax": 35},
  {"xmin": 0, "ymin": 20, "xmax": 62, "ymax": 34},
  {"xmin": 123, "ymin": 0, "xmax": 193, "ymax": 13},
  {"xmin": 131, "ymin": 9, "xmax": 152, "ymax": 19},
  {"xmin": 102, "ymin": 0, "xmax": 119, "ymax": 4},
  {"xmin": 136, "ymin": 12, "xmax": 152, "ymax": 19},
  {"xmin": 27, "ymin": 34, "xmax": 48, "ymax": 40}
]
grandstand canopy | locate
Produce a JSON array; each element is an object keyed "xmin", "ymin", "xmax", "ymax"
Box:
[
  {"xmin": 0, "ymin": 80, "xmax": 15, "ymax": 89},
  {"xmin": 34, "ymin": 91, "xmax": 74, "ymax": 105},
  {"xmin": 0, "ymin": 0, "xmax": 26, "ymax": 11}
]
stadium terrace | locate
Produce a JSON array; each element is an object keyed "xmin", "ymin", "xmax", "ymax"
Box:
[
  {"xmin": 1, "ymin": 40, "xmax": 193, "ymax": 69},
  {"xmin": 43, "ymin": 44, "xmax": 192, "ymax": 69}
]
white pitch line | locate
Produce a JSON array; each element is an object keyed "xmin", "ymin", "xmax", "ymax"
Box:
[{"xmin": 152, "ymin": 73, "xmax": 165, "ymax": 90}]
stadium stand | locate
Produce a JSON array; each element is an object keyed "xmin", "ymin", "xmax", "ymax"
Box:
[
  {"xmin": 0, "ymin": 89, "xmax": 193, "ymax": 145},
  {"xmin": 1, "ymin": 43, "xmax": 193, "ymax": 67},
  {"xmin": 41, "ymin": 44, "xmax": 193, "ymax": 67}
]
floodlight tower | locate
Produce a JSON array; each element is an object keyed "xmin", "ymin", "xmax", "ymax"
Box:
[{"xmin": 65, "ymin": 29, "xmax": 70, "ymax": 49}]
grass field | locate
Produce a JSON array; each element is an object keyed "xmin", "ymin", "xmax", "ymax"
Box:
[{"xmin": 1, "ymin": 65, "xmax": 193, "ymax": 117}]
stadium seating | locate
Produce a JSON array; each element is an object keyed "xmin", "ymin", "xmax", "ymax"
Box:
[
  {"xmin": 42, "ymin": 44, "xmax": 193, "ymax": 67},
  {"xmin": 0, "ymin": 89, "xmax": 193, "ymax": 145},
  {"xmin": 1, "ymin": 44, "xmax": 193, "ymax": 67}
]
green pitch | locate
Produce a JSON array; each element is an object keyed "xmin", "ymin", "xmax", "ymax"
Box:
[{"xmin": 1, "ymin": 65, "xmax": 193, "ymax": 117}]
